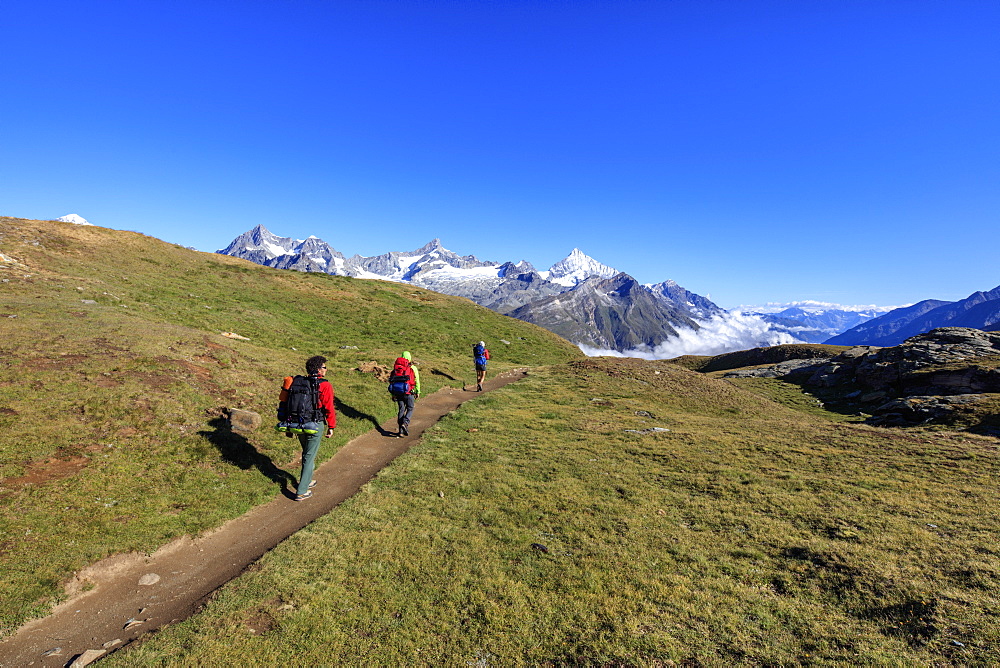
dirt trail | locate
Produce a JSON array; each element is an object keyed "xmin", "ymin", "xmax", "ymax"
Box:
[{"xmin": 1, "ymin": 370, "xmax": 526, "ymax": 667}]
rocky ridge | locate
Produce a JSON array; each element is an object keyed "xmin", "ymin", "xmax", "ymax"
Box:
[{"xmin": 724, "ymin": 327, "xmax": 1000, "ymax": 433}]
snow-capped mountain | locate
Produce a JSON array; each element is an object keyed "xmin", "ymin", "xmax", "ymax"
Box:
[
  {"xmin": 218, "ymin": 225, "xmax": 720, "ymax": 351},
  {"xmin": 541, "ymin": 248, "xmax": 619, "ymax": 287},
  {"xmin": 5, "ymin": 216, "xmax": 960, "ymax": 356},
  {"xmin": 217, "ymin": 225, "xmax": 344, "ymax": 272},
  {"xmin": 510, "ymin": 273, "xmax": 704, "ymax": 350},
  {"xmin": 55, "ymin": 214, "xmax": 92, "ymax": 226},
  {"xmin": 647, "ymin": 280, "xmax": 725, "ymax": 320}
]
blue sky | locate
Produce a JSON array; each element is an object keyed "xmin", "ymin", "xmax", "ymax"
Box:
[{"xmin": 2, "ymin": 0, "xmax": 997, "ymax": 309}]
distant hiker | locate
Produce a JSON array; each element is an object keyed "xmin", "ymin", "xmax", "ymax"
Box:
[
  {"xmin": 276, "ymin": 355, "xmax": 335, "ymax": 501},
  {"xmin": 472, "ymin": 340, "xmax": 490, "ymax": 391},
  {"xmin": 387, "ymin": 351, "xmax": 420, "ymax": 437}
]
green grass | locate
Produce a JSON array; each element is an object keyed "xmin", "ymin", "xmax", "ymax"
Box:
[
  {"xmin": 108, "ymin": 358, "xmax": 1000, "ymax": 665},
  {"xmin": 724, "ymin": 376, "xmax": 868, "ymax": 423},
  {"xmin": 0, "ymin": 217, "xmax": 581, "ymax": 634}
]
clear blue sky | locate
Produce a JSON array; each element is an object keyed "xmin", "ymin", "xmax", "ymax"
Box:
[{"xmin": 3, "ymin": 0, "xmax": 997, "ymax": 309}]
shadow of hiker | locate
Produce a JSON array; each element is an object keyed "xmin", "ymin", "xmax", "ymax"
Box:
[
  {"xmin": 199, "ymin": 417, "xmax": 295, "ymax": 488},
  {"xmin": 335, "ymin": 397, "xmax": 394, "ymax": 437}
]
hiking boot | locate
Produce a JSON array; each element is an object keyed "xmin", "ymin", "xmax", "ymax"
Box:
[
  {"xmin": 477, "ymin": 383, "xmax": 483, "ymax": 392},
  {"xmin": 400, "ymin": 423, "xmax": 409, "ymax": 436},
  {"xmin": 294, "ymin": 490, "xmax": 313, "ymax": 501}
]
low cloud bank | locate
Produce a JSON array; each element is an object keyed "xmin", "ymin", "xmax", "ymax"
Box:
[
  {"xmin": 579, "ymin": 312, "xmax": 802, "ymax": 360},
  {"xmin": 732, "ymin": 300, "xmax": 898, "ymax": 314}
]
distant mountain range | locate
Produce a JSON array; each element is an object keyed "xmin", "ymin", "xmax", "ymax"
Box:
[
  {"xmin": 220, "ymin": 225, "xmax": 967, "ymax": 354},
  {"xmin": 219, "ymin": 225, "xmax": 735, "ymax": 351},
  {"xmin": 735, "ymin": 302, "xmax": 896, "ymax": 344},
  {"xmin": 827, "ymin": 287, "xmax": 1000, "ymax": 346}
]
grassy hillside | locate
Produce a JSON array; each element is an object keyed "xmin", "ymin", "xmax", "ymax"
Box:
[
  {"xmin": 5, "ymin": 217, "xmax": 1000, "ymax": 664},
  {"xmin": 108, "ymin": 358, "xmax": 1000, "ymax": 665},
  {"xmin": 0, "ymin": 217, "xmax": 583, "ymax": 634}
]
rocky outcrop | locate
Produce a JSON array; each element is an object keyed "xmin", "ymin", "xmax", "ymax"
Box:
[
  {"xmin": 867, "ymin": 394, "xmax": 987, "ymax": 427},
  {"xmin": 836, "ymin": 328, "xmax": 1000, "ymax": 395},
  {"xmin": 723, "ymin": 358, "xmax": 830, "ymax": 379},
  {"xmin": 725, "ymin": 328, "xmax": 1000, "ymax": 432}
]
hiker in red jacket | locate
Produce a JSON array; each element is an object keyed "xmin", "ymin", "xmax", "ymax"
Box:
[{"xmin": 292, "ymin": 355, "xmax": 335, "ymax": 500}]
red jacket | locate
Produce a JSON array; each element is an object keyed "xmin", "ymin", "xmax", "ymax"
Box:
[{"xmin": 316, "ymin": 378, "xmax": 335, "ymax": 427}]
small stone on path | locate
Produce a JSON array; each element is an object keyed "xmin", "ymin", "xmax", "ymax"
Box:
[{"xmin": 69, "ymin": 649, "xmax": 106, "ymax": 667}]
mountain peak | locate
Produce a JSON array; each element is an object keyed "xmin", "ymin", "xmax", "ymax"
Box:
[
  {"xmin": 412, "ymin": 238, "xmax": 445, "ymax": 255},
  {"xmin": 546, "ymin": 248, "xmax": 618, "ymax": 287}
]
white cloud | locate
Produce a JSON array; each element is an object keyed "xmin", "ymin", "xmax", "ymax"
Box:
[{"xmin": 579, "ymin": 312, "xmax": 803, "ymax": 359}]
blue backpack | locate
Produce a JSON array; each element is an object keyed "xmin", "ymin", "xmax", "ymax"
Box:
[{"xmin": 473, "ymin": 344, "xmax": 488, "ymax": 366}]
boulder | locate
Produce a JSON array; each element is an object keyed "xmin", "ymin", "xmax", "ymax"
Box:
[
  {"xmin": 869, "ymin": 394, "xmax": 986, "ymax": 426},
  {"xmin": 228, "ymin": 408, "xmax": 261, "ymax": 434}
]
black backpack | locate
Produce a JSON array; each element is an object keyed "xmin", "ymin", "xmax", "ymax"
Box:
[{"xmin": 276, "ymin": 375, "xmax": 327, "ymax": 434}]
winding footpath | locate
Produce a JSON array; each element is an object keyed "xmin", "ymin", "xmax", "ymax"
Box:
[{"xmin": 1, "ymin": 370, "xmax": 527, "ymax": 667}]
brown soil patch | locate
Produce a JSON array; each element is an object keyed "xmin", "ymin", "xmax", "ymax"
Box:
[
  {"xmin": 175, "ymin": 359, "xmax": 213, "ymax": 382},
  {"xmin": 202, "ymin": 336, "xmax": 228, "ymax": 351},
  {"xmin": 1, "ymin": 444, "xmax": 105, "ymax": 488}
]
